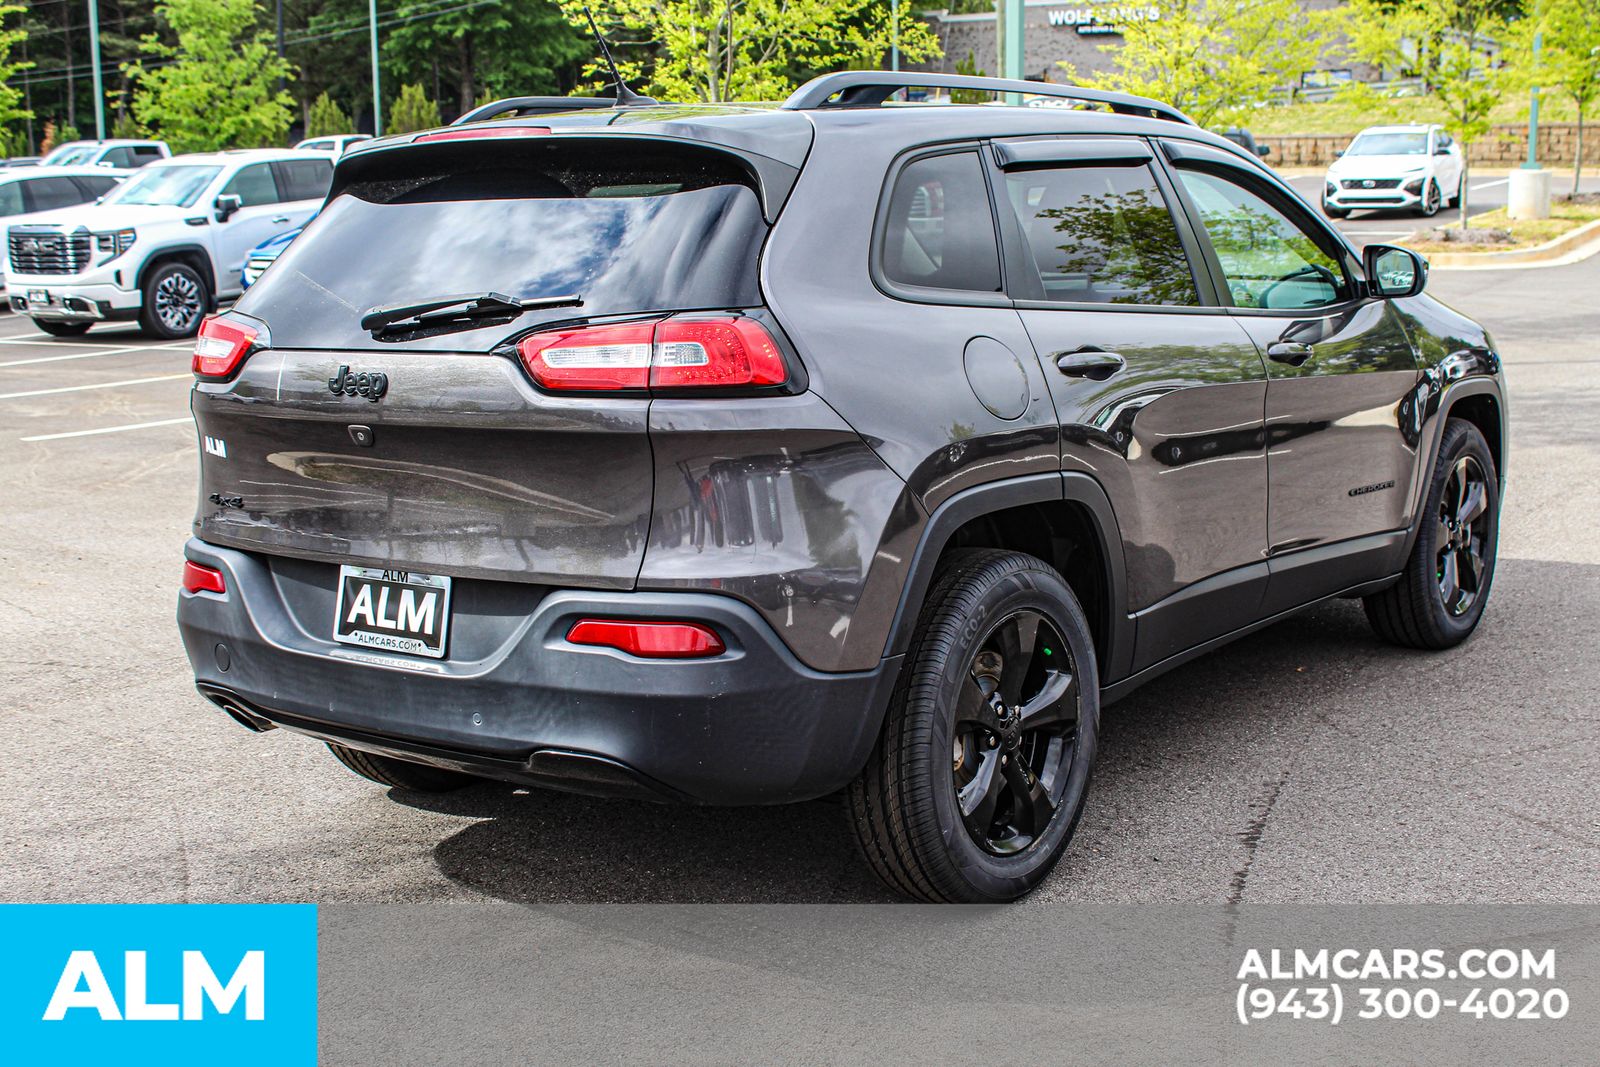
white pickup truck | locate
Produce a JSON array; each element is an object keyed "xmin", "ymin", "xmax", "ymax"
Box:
[{"xmin": 6, "ymin": 148, "xmax": 333, "ymax": 338}]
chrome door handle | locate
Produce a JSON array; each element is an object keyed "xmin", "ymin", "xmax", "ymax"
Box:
[
  {"xmin": 271, "ymin": 216, "xmax": 291, "ymax": 224},
  {"xmin": 1055, "ymin": 348, "xmax": 1125, "ymax": 380},
  {"xmin": 1267, "ymin": 341, "xmax": 1315, "ymax": 366}
]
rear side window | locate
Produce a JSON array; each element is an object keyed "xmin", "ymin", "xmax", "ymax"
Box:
[
  {"xmin": 1004, "ymin": 165, "xmax": 1198, "ymax": 305},
  {"xmin": 235, "ymin": 139, "xmax": 769, "ymax": 351},
  {"xmin": 881, "ymin": 151, "xmax": 1002, "ymax": 294},
  {"xmin": 130, "ymin": 146, "xmax": 164, "ymax": 166},
  {"xmin": 274, "ymin": 159, "xmax": 333, "ymax": 201},
  {"xmin": 73, "ymin": 176, "xmax": 119, "ymax": 199},
  {"xmin": 23, "ymin": 176, "xmax": 90, "ymax": 212}
]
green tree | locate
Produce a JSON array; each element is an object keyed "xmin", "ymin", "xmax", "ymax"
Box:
[
  {"xmin": 125, "ymin": 0, "xmax": 295, "ymax": 151},
  {"xmin": 111, "ymin": 106, "xmax": 143, "ymax": 139},
  {"xmin": 387, "ymin": 82, "xmax": 440, "ymax": 134},
  {"xmin": 562, "ymin": 0, "xmax": 941, "ymax": 102},
  {"xmin": 1345, "ymin": 0, "xmax": 1512, "ymax": 227},
  {"xmin": 1522, "ymin": 0, "xmax": 1600, "ymax": 195},
  {"xmin": 0, "ymin": 1, "xmax": 32, "ymax": 150},
  {"xmin": 1068, "ymin": 0, "xmax": 1329, "ymax": 127},
  {"xmin": 305, "ymin": 90, "xmax": 353, "ymax": 137},
  {"xmin": 383, "ymin": 0, "xmax": 589, "ymax": 113}
]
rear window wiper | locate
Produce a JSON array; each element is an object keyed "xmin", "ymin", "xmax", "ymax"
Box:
[{"xmin": 362, "ymin": 292, "xmax": 583, "ymax": 336}]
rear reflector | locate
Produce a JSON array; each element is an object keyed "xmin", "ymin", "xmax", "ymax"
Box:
[
  {"xmin": 518, "ymin": 316, "xmax": 786, "ymax": 393},
  {"xmin": 413, "ymin": 127, "xmax": 551, "ymax": 142},
  {"xmin": 192, "ymin": 317, "xmax": 258, "ymax": 379},
  {"xmin": 182, "ymin": 561, "xmax": 226, "ymax": 594},
  {"xmin": 566, "ymin": 619, "xmax": 725, "ymax": 659}
]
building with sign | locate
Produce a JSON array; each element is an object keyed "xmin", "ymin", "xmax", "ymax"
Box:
[{"xmin": 913, "ymin": 0, "xmax": 1360, "ymax": 87}]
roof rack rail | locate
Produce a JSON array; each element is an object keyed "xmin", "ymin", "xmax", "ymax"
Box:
[
  {"xmin": 781, "ymin": 72, "xmax": 1193, "ymax": 126},
  {"xmin": 452, "ymin": 96, "xmax": 616, "ymax": 126}
]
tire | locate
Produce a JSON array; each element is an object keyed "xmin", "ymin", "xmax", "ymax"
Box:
[
  {"xmin": 848, "ymin": 549, "xmax": 1099, "ymax": 903},
  {"xmin": 326, "ymin": 742, "xmax": 477, "ymax": 792},
  {"xmin": 1417, "ymin": 179, "xmax": 1442, "ymax": 217},
  {"xmin": 138, "ymin": 261, "xmax": 209, "ymax": 340},
  {"xmin": 1364, "ymin": 419, "xmax": 1499, "ymax": 649},
  {"xmin": 33, "ymin": 319, "xmax": 92, "ymax": 337},
  {"xmin": 1322, "ymin": 202, "xmax": 1349, "ymax": 220}
]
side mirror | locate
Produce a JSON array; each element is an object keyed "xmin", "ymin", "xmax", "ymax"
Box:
[
  {"xmin": 214, "ymin": 194, "xmax": 243, "ymax": 222},
  {"xmin": 1334, "ymin": 149, "xmax": 1345, "ymax": 158},
  {"xmin": 1364, "ymin": 244, "xmax": 1428, "ymax": 298},
  {"xmin": 1255, "ymin": 143, "xmax": 1271, "ymax": 157},
  {"xmin": 1435, "ymin": 145, "xmax": 1451, "ymax": 155}
]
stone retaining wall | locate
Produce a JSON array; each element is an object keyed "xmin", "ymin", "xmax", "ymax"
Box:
[{"xmin": 1259, "ymin": 122, "xmax": 1600, "ymax": 168}]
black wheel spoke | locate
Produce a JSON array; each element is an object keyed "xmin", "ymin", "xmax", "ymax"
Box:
[
  {"xmin": 1017, "ymin": 669, "xmax": 1076, "ymax": 732},
  {"xmin": 959, "ymin": 752, "xmax": 1003, "ymax": 833},
  {"xmin": 955, "ymin": 674, "xmax": 1000, "ymax": 731},
  {"xmin": 1003, "ymin": 759, "xmax": 1056, "ymax": 838},
  {"xmin": 996, "ymin": 614, "xmax": 1039, "ymax": 701},
  {"xmin": 1439, "ymin": 550, "xmax": 1460, "ymax": 608},
  {"xmin": 1457, "ymin": 478, "xmax": 1487, "ymax": 526}
]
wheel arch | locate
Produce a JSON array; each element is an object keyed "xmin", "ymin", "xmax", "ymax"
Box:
[
  {"xmin": 1399, "ymin": 375, "xmax": 1506, "ymax": 561},
  {"xmin": 137, "ymin": 245, "xmax": 218, "ymax": 310},
  {"xmin": 883, "ymin": 472, "xmax": 1134, "ymax": 685}
]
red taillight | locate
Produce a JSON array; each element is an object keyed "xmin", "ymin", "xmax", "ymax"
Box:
[
  {"xmin": 413, "ymin": 127, "xmax": 551, "ymax": 142},
  {"xmin": 566, "ymin": 619, "xmax": 725, "ymax": 659},
  {"xmin": 518, "ymin": 321, "xmax": 656, "ymax": 391},
  {"xmin": 182, "ymin": 560, "xmax": 226, "ymax": 594},
  {"xmin": 517, "ymin": 316, "xmax": 787, "ymax": 394},
  {"xmin": 192, "ymin": 317, "xmax": 257, "ymax": 379}
]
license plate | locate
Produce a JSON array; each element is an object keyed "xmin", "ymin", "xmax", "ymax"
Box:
[
  {"xmin": 333, "ymin": 565, "xmax": 451, "ymax": 659},
  {"xmin": 26, "ymin": 289, "xmax": 50, "ymax": 306}
]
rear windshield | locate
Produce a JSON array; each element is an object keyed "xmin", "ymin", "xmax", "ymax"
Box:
[{"xmin": 235, "ymin": 140, "xmax": 768, "ymax": 351}]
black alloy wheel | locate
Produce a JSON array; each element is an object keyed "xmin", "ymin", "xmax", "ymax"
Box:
[
  {"xmin": 849, "ymin": 549, "xmax": 1099, "ymax": 902},
  {"xmin": 140, "ymin": 262, "xmax": 209, "ymax": 339},
  {"xmin": 1435, "ymin": 454, "xmax": 1491, "ymax": 616},
  {"xmin": 953, "ymin": 611, "xmax": 1080, "ymax": 855}
]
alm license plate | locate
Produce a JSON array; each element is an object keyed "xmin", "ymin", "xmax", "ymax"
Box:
[
  {"xmin": 333, "ymin": 565, "xmax": 452, "ymax": 659},
  {"xmin": 26, "ymin": 289, "xmax": 51, "ymax": 307}
]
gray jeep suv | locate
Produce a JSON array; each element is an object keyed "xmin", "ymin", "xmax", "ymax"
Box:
[{"xmin": 177, "ymin": 73, "xmax": 1506, "ymax": 902}]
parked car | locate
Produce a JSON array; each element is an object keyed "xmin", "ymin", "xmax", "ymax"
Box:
[
  {"xmin": 6, "ymin": 149, "xmax": 333, "ymax": 338},
  {"xmin": 239, "ymin": 222, "xmax": 305, "ymax": 289},
  {"xmin": 1, "ymin": 156, "xmax": 42, "ymax": 168},
  {"xmin": 1219, "ymin": 127, "xmax": 1272, "ymax": 159},
  {"xmin": 0, "ymin": 165, "xmax": 127, "ymax": 284},
  {"xmin": 177, "ymin": 72, "xmax": 1505, "ymax": 903},
  {"xmin": 1322, "ymin": 123, "xmax": 1464, "ymax": 219},
  {"xmin": 295, "ymin": 134, "xmax": 372, "ymax": 156},
  {"xmin": 39, "ymin": 139, "xmax": 171, "ymax": 170}
]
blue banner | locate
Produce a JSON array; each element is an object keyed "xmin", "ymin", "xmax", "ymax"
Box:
[{"xmin": 0, "ymin": 904, "xmax": 317, "ymax": 1066}]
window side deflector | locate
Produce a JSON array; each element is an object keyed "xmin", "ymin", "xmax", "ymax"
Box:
[{"xmin": 994, "ymin": 138, "xmax": 1153, "ymax": 169}]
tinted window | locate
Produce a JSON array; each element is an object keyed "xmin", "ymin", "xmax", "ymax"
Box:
[
  {"xmin": 0, "ymin": 181, "xmax": 22, "ymax": 216},
  {"xmin": 131, "ymin": 146, "xmax": 164, "ymax": 165},
  {"xmin": 73, "ymin": 176, "xmax": 120, "ymax": 199},
  {"xmin": 101, "ymin": 147, "xmax": 134, "ymax": 168},
  {"xmin": 881, "ymin": 151, "xmax": 1001, "ymax": 294},
  {"xmin": 1176, "ymin": 169, "xmax": 1347, "ymax": 310},
  {"xmin": 1004, "ymin": 164, "xmax": 1198, "ymax": 305},
  {"xmin": 222, "ymin": 163, "xmax": 281, "ymax": 207},
  {"xmin": 235, "ymin": 142, "xmax": 768, "ymax": 351},
  {"xmin": 23, "ymin": 176, "xmax": 90, "ymax": 212},
  {"xmin": 274, "ymin": 159, "xmax": 332, "ymax": 202},
  {"xmin": 301, "ymin": 140, "xmax": 333, "ymax": 152}
]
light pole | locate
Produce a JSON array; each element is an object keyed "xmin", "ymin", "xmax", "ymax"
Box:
[
  {"xmin": 369, "ymin": 0, "xmax": 382, "ymax": 136},
  {"xmin": 891, "ymin": 0, "xmax": 899, "ymax": 72},
  {"xmin": 1525, "ymin": 29, "xmax": 1542, "ymax": 169},
  {"xmin": 1004, "ymin": 0, "xmax": 1025, "ymax": 80},
  {"xmin": 87, "ymin": 0, "xmax": 105, "ymax": 139}
]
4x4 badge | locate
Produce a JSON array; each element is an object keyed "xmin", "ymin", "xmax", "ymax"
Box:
[{"xmin": 328, "ymin": 365, "xmax": 388, "ymax": 402}]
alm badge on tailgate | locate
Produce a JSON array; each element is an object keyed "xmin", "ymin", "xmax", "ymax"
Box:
[{"xmin": 333, "ymin": 565, "xmax": 452, "ymax": 658}]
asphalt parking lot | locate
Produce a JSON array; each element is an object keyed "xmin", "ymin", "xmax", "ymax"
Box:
[{"xmin": 2, "ymin": 242, "xmax": 1596, "ymax": 907}]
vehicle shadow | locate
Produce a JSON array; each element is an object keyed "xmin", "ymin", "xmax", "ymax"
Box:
[{"xmin": 412, "ymin": 596, "xmax": 1402, "ymax": 904}]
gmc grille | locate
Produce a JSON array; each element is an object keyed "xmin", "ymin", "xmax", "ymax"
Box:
[{"xmin": 9, "ymin": 231, "xmax": 92, "ymax": 274}]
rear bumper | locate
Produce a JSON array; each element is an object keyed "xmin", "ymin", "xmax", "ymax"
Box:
[{"xmin": 176, "ymin": 539, "xmax": 901, "ymax": 805}]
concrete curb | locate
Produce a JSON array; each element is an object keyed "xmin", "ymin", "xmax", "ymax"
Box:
[{"xmin": 1414, "ymin": 216, "xmax": 1600, "ymax": 271}]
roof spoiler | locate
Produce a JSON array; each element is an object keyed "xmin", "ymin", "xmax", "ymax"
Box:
[
  {"xmin": 781, "ymin": 72, "xmax": 1194, "ymax": 126},
  {"xmin": 452, "ymin": 96, "xmax": 616, "ymax": 126}
]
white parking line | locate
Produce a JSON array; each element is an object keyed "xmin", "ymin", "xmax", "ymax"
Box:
[
  {"xmin": 1472, "ymin": 178, "xmax": 1510, "ymax": 191},
  {"xmin": 0, "ymin": 344, "xmax": 174, "ymax": 369},
  {"xmin": 21, "ymin": 416, "xmax": 193, "ymax": 442},
  {"xmin": 0, "ymin": 373, "xmax": 190, "ymax": 400}
]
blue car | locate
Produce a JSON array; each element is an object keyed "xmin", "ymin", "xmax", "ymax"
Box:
[{"xmin": 240, "ymin": 223, "xmax": 305, "ymax": 289}]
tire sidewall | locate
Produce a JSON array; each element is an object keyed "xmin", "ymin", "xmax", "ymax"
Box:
[
  {"xmin": 141, "ymin": 262, "xmax": 209, "ymax": 340},
  {"xmin": 921, "ymin": 564, "xmax": 1100, "ymax": 901},
  {"xmin": 1418, "ymin": 423, "xmax": 1500, "ymax": 640}
]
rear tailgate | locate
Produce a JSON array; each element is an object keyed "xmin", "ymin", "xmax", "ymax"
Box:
[{"xmin": 192, "ymin": 133, "xmax": 776, "ymax": 587}]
